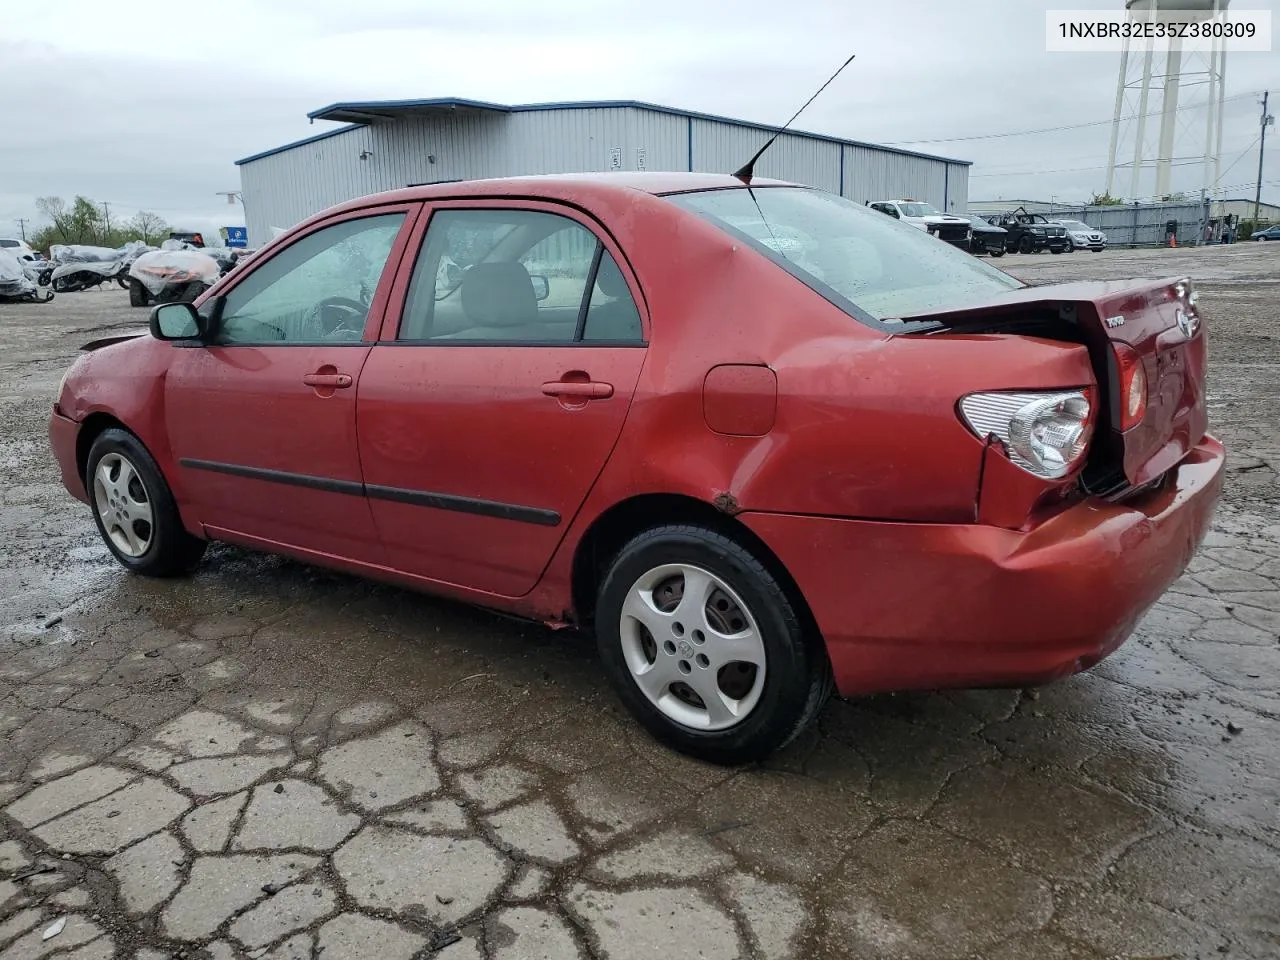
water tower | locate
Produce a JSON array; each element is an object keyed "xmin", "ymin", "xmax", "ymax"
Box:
[{"xmin": 1104, "ymin": 0, "xmax": 1229, "ymax": 200}]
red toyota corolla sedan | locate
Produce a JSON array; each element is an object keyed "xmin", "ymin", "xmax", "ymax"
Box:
[{"xmin": 49, "ymin": 173, "xmax": 1223, "ymax": 763}]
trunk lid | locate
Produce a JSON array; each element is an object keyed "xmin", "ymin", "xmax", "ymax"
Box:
[{"xmin": 901, "ymin": 277, "xmax": 1208, "ymax": 491}]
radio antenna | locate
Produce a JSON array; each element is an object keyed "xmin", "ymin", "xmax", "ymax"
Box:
[{"xmin": 733, "ymin": 52, "xmax": 856, "ymax": 182}]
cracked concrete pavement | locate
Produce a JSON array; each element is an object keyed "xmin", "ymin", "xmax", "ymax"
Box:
[{"xmin": 1, "ymin": 243, "xmax": 1278, "ymax": 959}]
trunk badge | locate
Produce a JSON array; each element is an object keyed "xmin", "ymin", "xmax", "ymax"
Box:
[{"xmin": 1104, "ymin": 315, "xmax": 1126, "ymax": 328}]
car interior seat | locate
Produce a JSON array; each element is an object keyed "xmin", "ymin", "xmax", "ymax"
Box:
[
  {"xmin": 584, "ymin": 255, "xmax": 642, "ymax": 340},
  {"xmin": 436, "ymin": 261, "xmax": 550, "ymax": 340}
]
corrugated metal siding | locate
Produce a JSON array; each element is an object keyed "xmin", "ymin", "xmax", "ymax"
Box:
[
  {"xmin": 946, "ymin": 163, "xmax": 968, "ymax": 212},
  {"xmin": 690, "ymin": 119, "xmax": 840, "ymax": 192},
  {"xmin": 837, "ymin": 144, "xmax": 954, "ymax": 210},
  {"xmin": 625, "ymin": 108, "xmax": 688, "ymax": 172},
  {"xmin": 239, "ymin": 105, "xmax": 971, "ymax": 245},
  {"xmin": 506, "ymin": 108, "xmax": 634, "ymax": 175},
  {"xmin": 240, "ymin": 125, "xmax": 376, "ymax": 245},
  {"xmin": 368, "ymin": 112, "xmax": 509, "ymax": 188}
]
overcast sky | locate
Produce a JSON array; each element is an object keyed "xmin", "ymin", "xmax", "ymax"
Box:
[{"xmin": 2, "ymin": 0, "xmax": 1276, "ymax": 242}]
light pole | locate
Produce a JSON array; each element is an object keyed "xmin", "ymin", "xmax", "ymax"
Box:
[{"xmin": 1254, "ymin": 92, "xmax": 1273, "ymax": 228}]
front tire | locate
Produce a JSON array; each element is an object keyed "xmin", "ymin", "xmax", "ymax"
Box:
[
  {"xmin": 128, "ymin": 278, "xmax": 150, "ymax": 308},
  {"xmin": 595, "ymin": 524, "xmax": 831, "ymax": 765},
  {"xmin": 87, "ymin": 428, "xmax": 206, "ymax": 576}
]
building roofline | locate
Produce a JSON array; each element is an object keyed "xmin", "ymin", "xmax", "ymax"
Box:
[
  {"xmin": 306, "ymin": 96, "xmax": 514, "ymax": 122},
  {"xmin": 235, "ymin": 123, "xmax": 364, "ymax": 166},
  {"xmin": 236, "ymin": 97, "xmax": 971, "ymax": 167}
]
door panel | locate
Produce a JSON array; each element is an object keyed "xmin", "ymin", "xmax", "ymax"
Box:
[
  {"xmin": 164, "ymin": 206, "xmax": 418, "ymax": 562},
  {"xmin": 357, "ymin": 199, "xmax": 649, "ymax": 597},
  {"xmin": 356, "ymin": 345, "xmax": 644, "ymax": 595},
  {"xmin": 165, "ymin": 345, "xmax": 379, "ymax": 560}
]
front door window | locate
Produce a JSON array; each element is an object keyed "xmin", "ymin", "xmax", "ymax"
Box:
[{"xmin": 213, "ymin": 214, "xmax": 405, "ymax": 345}]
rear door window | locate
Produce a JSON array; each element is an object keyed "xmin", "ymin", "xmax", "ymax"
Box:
[{"xmin": 397, "ymin": 208, "xmax": 643, "ymax": 343}]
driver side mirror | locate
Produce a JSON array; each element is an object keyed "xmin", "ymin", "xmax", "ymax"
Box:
[
  {"xmin": 150, "ymin": 301, "xmax": 207, "ymax": 341},
  {"xmin": 529, "ymin": 275, "xmax": 550, "ymax": 302}
]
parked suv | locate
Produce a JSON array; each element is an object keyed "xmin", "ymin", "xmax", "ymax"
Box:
[
  {"xmin": 867, "ymin": 200, "xmax": 972, "ymax": 248},
  {"xmin": 990, "ymin": 208, "xmax": 1069, "ymax": 254},
  {"xmin": 1056, "ymin": 219, "xmax": 1108, "ymax": 252}
]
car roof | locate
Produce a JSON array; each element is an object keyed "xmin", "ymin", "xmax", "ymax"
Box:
[{"xmin": 326, "ymin": 172, "xmax": 798, "ymax": 214}]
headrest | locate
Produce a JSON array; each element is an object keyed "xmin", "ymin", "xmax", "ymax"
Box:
[
  {"xmin": 461, "ymin": 262, "xmax": 538, "ymax": 327},
  {"xmin": 596, "ymin": 255, "xmax": 630, "ymax": 299}
]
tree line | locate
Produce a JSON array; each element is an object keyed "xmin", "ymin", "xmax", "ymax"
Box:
[{"xmin": 29, "ymin": 196, "xmax": 172, "ymax": 252}]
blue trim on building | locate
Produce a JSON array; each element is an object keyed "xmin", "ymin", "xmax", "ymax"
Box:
[
  {"xmin": 235, "ymin": 124, "xmax": 364, "ymax": 166},
  {"xmin": 238, "ymin": 97, "xmax": 972, "ymax": 168}
]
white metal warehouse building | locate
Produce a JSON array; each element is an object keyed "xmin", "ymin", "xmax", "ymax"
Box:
[{"xmin": 235, "ymin": 98, "xmax": 971, "ymax": 246}]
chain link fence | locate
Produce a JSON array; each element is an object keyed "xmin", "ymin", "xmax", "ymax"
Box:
[{"xmin": 1035, "ymin": 200, "xmax": 1228, "ymax": 248}]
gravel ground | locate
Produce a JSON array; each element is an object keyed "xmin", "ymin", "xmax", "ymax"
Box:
[{"xmin": 0, "ymin": 243, "xmax": 1277, "ymax": 960}]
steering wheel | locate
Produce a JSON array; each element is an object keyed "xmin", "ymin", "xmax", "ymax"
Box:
[{"xmin": 311, "ymin": 296, "xmax": 370, "ymax": 340}]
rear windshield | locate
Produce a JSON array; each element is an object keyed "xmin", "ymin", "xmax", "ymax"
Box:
[{"xmin": 669, "ymin": 186, "xmax": 1022, "ymax": 326}]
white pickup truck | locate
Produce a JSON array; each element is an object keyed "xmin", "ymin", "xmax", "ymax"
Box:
[{"xmin": 867, "ymin": 200, "xmax": 971, "ymax": 247}]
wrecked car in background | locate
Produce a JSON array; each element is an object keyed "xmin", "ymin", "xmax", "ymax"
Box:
[
  {"xmin": 990, "ymin": 208, "xmax": 1070, "ymax": 255},
  {"xmin": 0, "ymin": 249, "xmax": 53, "ymax": 303},
  {"xmin": 127, "ymin": 249, "xmax": 222, "ymax": 307},
  {"xmin": 47, "ymin": 243, "xmax": 151, "ymax": 293}
]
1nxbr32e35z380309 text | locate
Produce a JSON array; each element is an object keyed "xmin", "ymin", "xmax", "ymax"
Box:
[{"xmin": 1045, "ymin": 9, "xmax": 1272, "ymax": 52}]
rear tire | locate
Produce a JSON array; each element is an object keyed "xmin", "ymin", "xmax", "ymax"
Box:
[
  {"xmin": 86, "ymin": 428, "xmax": 206, "ymax": 577},
  {"xmin": 990, "ymin": 245, "xmax": 1005, "ymax": 257},
  {"xmin": 595, "ymin": 524, "xmax": 832, "ymax": 765},
  {"xmin": 128, "ymin": 278, "xmax": 150, "ymax": 308},
  {"xmin": 1018, "ymin": 236, "xmax": 1035, "ymax": 254}
]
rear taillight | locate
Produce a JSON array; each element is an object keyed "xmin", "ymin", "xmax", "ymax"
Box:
[
  {"xmin": 1113, "ymin": 344, "xmax": 1147, "ymax": 430},
  {"xmin": 959, "ymin": 389, "xmax": 1094, "ymax": 479}
]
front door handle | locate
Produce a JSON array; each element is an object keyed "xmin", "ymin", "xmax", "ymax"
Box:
[
  {"xmin": 302, "ymin": 373, "xmax": 353, "ymax": 388},
  {"xmin": 541, "ymin": 380, "xmax": 613, "ymax": 400}
]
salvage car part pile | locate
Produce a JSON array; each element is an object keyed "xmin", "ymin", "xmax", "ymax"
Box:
[{"xmin": 127, "ymin": 249, "xmax": 222, "ymax": 307}]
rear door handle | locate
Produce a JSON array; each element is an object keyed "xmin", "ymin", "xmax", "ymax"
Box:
[
  {"xmin": 541, "ymin": 381, "xmax": 613, "ymax": 399},
  {"xmin": 302, "ymin": 373, "xmax": 353, "ymax": 388}
]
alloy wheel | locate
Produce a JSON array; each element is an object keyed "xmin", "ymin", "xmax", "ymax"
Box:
[
  {"xmin": 92, "ymin": 452, "xmax": 154, "ymax": 557},
  {"xmin": 618, "ymin": 563, "xmax": 766, "ymax": 731}
]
